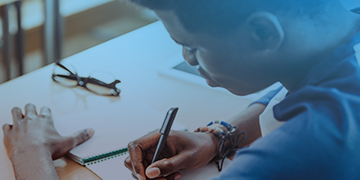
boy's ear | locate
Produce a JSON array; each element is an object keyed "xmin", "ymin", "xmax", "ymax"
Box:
[{"xmin": 246, "ymin": 11, "xmax": 285, "ymax": 51}]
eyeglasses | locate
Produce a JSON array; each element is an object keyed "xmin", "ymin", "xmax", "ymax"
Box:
[{"xmin": 52, "ymin": 62, "xmax": 121, "ymax": 96}]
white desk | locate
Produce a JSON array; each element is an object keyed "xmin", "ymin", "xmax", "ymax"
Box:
[{"xmin": 0, "ymin": 21, "xmax": 252, "ymax": 179}]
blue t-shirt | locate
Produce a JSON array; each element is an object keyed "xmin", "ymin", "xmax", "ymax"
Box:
[
  {"xmin": 251, "ymin": 86, "xmax": 283, "ymax": 106},
  {"xmin": 212, "ymin": 31, "xmax": 360, "ymax": 179}
]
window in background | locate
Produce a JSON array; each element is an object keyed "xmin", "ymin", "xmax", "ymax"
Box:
[{"xmin": 0, "ymin": 0, "xmax": 157, "ymax": 84}]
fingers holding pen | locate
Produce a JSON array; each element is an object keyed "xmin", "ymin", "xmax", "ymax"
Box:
[
  {"xmin": 127, "ymin": 145, "xmax": 187, "ymax": 179},
  {"xmin": 125, "ymin": 157, "xmax": 181, "ymax": 180},
  {"xmin": 164, "ymin": 172, "xmax": 182, "ymax": 180},
  {"xmin": 145, "ymin": 173, "xmax": 181, "ymax": 180},
  {"xmin": 125, "ymin": 155, "xmax": 179, "ymax": 180},
  {"xmin": 145, "ymin": 152, "xmax": 188, "ymax": 179},
  {"xmin": 127, "ymin": 142, "xmax": 147, "ymax": 180},
  {"xmin": 127, "ymin": 131, "xmax": 162, "ymax": 180}
]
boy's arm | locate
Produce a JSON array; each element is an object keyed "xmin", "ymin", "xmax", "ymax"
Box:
[
  {"xmin": 223, "ymin": 86, "xmax": 283, "ymax": 147},
  {"xmin": 124, "ymin": 86, "xmax": 285, "ymax": 180},
  {"xmin": 227, "ymin": 103, "xmax": 266, "ymax": 147}
]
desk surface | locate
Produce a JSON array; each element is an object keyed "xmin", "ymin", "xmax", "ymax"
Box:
[{"xmin": 0, "ymin": 21, "xmax": 252, "ymax": 179}]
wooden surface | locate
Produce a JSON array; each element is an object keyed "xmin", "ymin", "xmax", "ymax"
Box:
[
  {"xmin": 25, "ymin": 0, "xmax": 155, "ymax": 54},
  {"xmin": 0, "ymin": 22, "xmax": 252, "ymax": 179}
]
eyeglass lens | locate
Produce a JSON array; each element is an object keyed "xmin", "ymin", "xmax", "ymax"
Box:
[{"xmin": 52, "ymin": 63, "xmax": 121, "ymax": 96}]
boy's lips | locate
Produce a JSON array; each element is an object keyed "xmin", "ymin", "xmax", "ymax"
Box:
[{"xmin": 197, "ymin": 68, "xmax": 220, "ymax": 87}]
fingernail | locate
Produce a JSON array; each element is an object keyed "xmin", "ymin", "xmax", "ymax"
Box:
[
  {"xmin": 175, "ymin": 174, "xmax": 181, "ymax": 180},
  {"xmin": 146, "ymin": 167, "xmax": 161, "ymax": 178},
  {"xmin": 87, "ymin": 128, "xmax": 95, "ymax": 137}
]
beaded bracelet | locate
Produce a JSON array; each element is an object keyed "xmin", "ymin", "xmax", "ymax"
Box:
[
  {"xmin": 195, "ymin": 121, "xmax": 247, "ymax": 172},
  {"xmin": 207, "ymin": 121, "xmax": 235, "ymax": 132},
  {"xmin": 195, "ymin": 126, "xmax": 227, "ymax": 139}
]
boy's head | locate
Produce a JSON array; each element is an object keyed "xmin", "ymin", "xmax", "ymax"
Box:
[
  {"xmin": 130, "ymin": 0, "xmax": 329, "ymax": 36},
  {"xmin": 128, "ymin": 0, "xmax": 352, "ymax": 95}
]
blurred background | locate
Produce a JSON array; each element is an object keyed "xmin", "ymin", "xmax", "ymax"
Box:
[
  {"xmin": 0, "ymin": 0, "xmax": 359, "ymax": 84},
  {"xmin": 0, "ymin": 0, "xmax": 157, "ymax": 84}
]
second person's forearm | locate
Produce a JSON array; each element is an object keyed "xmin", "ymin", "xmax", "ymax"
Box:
[{"xmin": 10, "ymin": 146, "xmax": 60, "ymax": 180}]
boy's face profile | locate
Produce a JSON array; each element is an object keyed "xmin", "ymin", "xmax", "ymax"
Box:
[{"xmin": 155, "ymin": 10, "xmax": 284, "ymax": 95}]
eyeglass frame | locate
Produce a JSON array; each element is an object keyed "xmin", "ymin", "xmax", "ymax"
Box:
[{"xmin": 52, "ymin": 62, "xmax": 121, "ymax": 96}]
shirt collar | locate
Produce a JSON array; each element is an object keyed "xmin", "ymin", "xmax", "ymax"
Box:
[{"xmin": 290, "ymin": 30, "xmax": 360, "ymax": 92}]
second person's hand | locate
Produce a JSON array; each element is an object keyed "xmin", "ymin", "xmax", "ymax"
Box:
[{"xmin": 3, "ymin": 104, "xmax": 95, "ymax": 161}]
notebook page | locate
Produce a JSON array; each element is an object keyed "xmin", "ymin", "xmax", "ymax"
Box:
[
  {"xmin": 179, "ymin": 159, "xmax": 231, "ymax": 180},
  {"xmin": 54, "ymin": 97, "xmax": 187, "ymax": 160},
  {"xmin": 86, "ymin": 154, "xmax": 231, "ymax": 180},
  {"xmin": 86, "ymin": 152, "xmax": 134, "ymax": 180}
]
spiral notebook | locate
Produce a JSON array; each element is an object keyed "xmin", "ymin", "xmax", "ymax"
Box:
[
  {"xmin": 53, "ymin": 97, "xmax": 187, "ymax": 176},
  {"xmin": 53, "ymin": 97, "xmax": 230, "ymax": 179},
  {"xmin": 86, "ymin": 150, "xmax": 231, "ymax": 180}
]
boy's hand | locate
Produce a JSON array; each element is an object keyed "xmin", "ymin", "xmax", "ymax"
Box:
[
  {"xmin": 125, "ymin": 130, "xmax": 219, "ymax": 180},
  {"xmin": 3, "ymin": 104, "xmax": 94, "ymax": 161}
]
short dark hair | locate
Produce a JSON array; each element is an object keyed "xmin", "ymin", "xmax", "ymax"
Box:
[{"xmin": 129, "ymin": 0, "xmax": 332, "ymax": 36}]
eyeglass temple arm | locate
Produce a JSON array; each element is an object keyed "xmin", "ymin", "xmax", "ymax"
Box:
[
  {"xmin": 87, "ymin": 78, "xmax": 121, "ymax": 88},
  {"xmin": 53, "ymin": 74, "xmax": 78, "ymax": 80},
  {"xmin": 55, "ymin": 62, "xmax": 75, "ymax": 75}
]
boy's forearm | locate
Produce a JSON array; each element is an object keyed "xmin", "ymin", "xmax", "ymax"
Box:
[
  {"xmin": 10, "ymin": 146, "xmax": 60, "ymax": 180},
  {"xmin": 228, "ymin": 103, "xmax": 266, "ymax": 147}
]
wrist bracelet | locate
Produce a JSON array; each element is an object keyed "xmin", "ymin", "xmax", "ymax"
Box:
[
  {"xmin": 195, "ymin": 126, "xmax": 227, "ymax": 139},
  {"xmin": 195, "ymin": 121, "xmax": 247, "ymax": 172},
  {"xmin": 207, "ymin": 121, "xmax": 236, "ymax": 132}
]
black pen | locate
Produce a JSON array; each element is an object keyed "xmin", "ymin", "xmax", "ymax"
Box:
[{"xmin": 146, "ymin": 107, "xmax": 179, "ymax": 180}]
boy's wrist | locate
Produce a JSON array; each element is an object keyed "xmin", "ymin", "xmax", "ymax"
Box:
[
  {"xmin": 207, "ymin": 131, "xmax": 221, "ymax": 158},
  {"xmin": 207, "ymin": 124, "xmax": 234, "ymax": 153}
]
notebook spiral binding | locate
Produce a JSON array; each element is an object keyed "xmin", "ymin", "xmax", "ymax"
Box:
[{"xmin": 83, "ymin": 148, "xmax": 129, "ymax": 166}]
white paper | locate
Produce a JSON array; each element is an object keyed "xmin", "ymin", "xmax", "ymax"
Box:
[
  {"xmin": 54, "ymin": 97, "xmax": 187, "ymax": 160},
  {"xmin": 179, "ymin": 159, "xmax": 231, "ymax": 180},
  {"xmin": 54, "ymin": 97, "xmax": 187, "ymax": 179},
  {"xmin": 86, "ymin": 153, "xmax": 231, "ymax": 180},
  {"xmin": 86, "ymin": 153, "xmax": 134, "ymax": 180}
]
